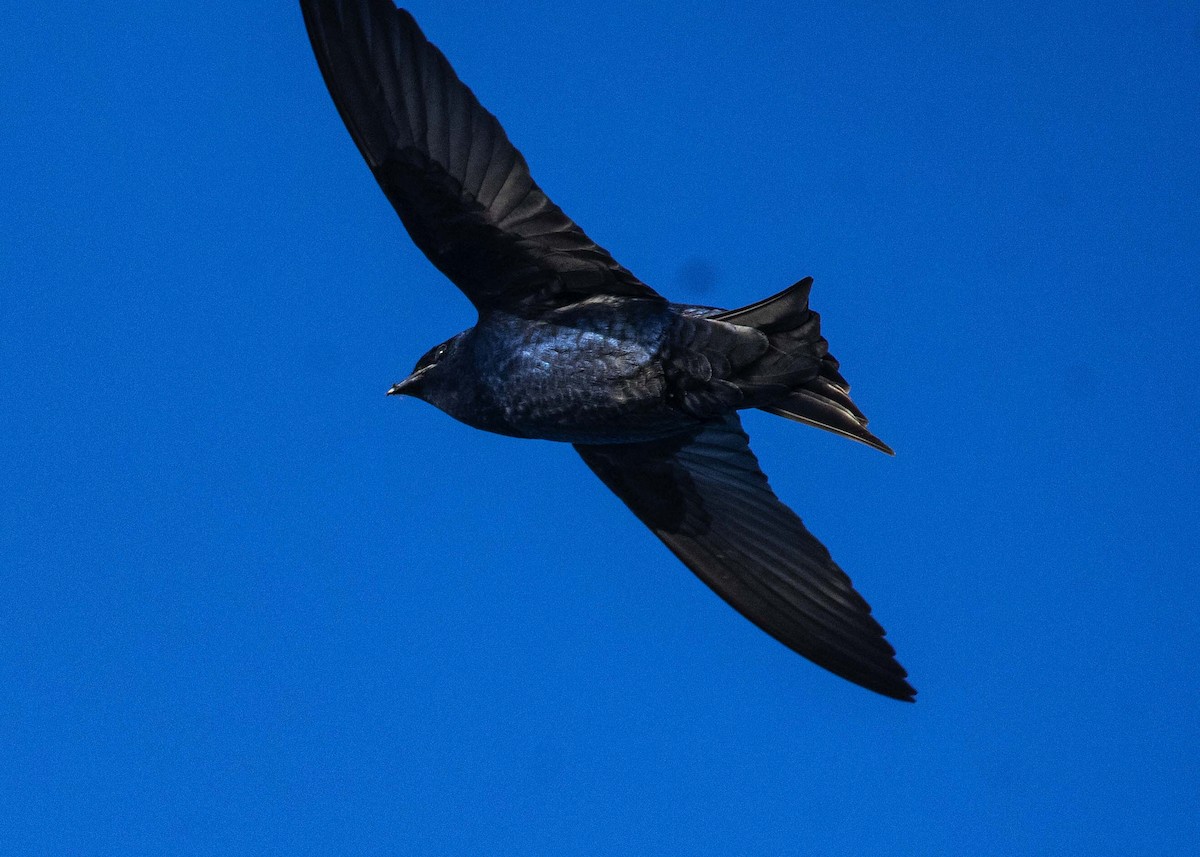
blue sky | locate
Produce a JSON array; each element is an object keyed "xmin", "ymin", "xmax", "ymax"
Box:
[{"xmin": 3, "ymin": 1, "xmax": 1199, "ymax": 853}]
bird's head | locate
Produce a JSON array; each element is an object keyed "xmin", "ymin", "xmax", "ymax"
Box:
[{"xmin": 386, "ymin": 333, "xmax": 467, "ymax": 400}]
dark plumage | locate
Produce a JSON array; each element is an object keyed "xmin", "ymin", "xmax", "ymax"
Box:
[{"xmin": 301, "ymin": 0, "xmax": 915, "ymax": 701}]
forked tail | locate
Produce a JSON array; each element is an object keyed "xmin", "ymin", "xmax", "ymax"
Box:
[{"xmin": 714, "ymin": 278, "xmax": 893, "ymax": 455}]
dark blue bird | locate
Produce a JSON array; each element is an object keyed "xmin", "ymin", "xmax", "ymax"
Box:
[{"xmin": 301, "ymin": 0, "xmax": 915, "ymax": 701}]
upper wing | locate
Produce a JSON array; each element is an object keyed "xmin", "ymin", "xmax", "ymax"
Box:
[
  {"xmin": 575, "ymin": 415, "xmax": 914, "ymax": 701},
  {"xmin": 301, "ymin": 0, "xmax": 662, "ymax": 313}
]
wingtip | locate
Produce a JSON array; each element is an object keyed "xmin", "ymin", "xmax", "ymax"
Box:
[
  {"xmin": 839, "ymin": 649, "xmax": 915, "ymax": 701},
  {"xmin": 863, "ymin": 670, "xmax": 916, "ymax": 702}
]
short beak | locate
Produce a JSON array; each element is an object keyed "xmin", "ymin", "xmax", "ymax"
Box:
[{"xmin": 386, "ymin": 366, "xmax": 429, "ymax": 396}]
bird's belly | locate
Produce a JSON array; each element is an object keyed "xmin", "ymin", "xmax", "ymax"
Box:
[{"xmin": 468, "ymin": 314, "xmax": 693, "ymax": 443}]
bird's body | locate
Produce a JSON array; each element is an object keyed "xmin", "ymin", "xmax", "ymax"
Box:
[
  {"xmin": 301, "ymin": 0, "xmax": 916, "ymax": 700},
  {"xmin": 417, "ymin": 298, "xmax": 684, "ymax": 444}
]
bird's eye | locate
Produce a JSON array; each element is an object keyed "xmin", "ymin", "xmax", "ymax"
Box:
[{"xmin": 434, "ymin": 344, "xmax": 448, "ymax": 361}]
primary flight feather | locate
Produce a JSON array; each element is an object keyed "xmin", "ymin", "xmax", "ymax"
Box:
[{"xmin": 300, "ymin": 0, "xmax": 915, "ymax": 701}]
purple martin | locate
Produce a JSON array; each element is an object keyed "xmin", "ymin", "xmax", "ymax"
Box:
[{"xmin": 301, "ymin": 0, "xmax": 915, "ymax": 701}]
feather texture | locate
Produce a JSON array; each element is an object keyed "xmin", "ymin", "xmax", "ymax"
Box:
[
  {"xmin": 301, "ymin": 0, "xmax": 662, "ymax": 312},
  {"xmin": 576, "ymin": 414, "xmax": 914, "ymax": 701}
]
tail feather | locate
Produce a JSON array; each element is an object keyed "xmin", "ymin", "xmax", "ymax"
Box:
[
  {"xmin": 715, "ymin": 276, "xmax": 814, "ymax": 332},
  {"xmin": 763, "ymin": 393, "xmax": 894, "ymax": 455},
  {"xmin": 715, "ymin": 277, "xmax": 893, "ymax": 455},
  {"xmin": 811, "ymin": 368, "xmax": 866, "ymax": 421}
]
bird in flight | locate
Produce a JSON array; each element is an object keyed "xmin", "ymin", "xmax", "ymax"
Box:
[{"xmin": 300, "ymin": 0, "xmax": 915, "ymax": 701}]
